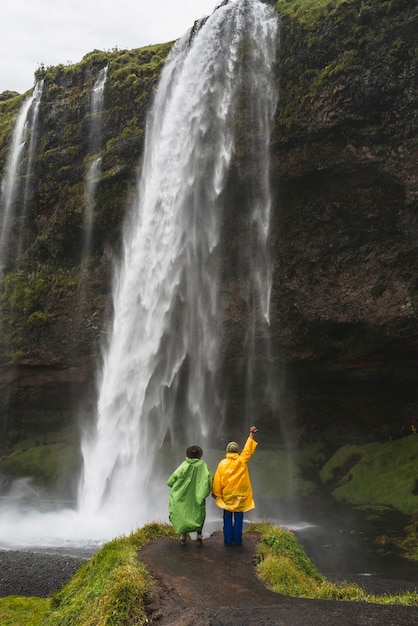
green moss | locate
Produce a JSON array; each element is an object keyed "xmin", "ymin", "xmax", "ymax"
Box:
[
  {"xmin": 26, "ymin": 311, "xmax": 50, "ymax": 327},
  {"xmin": 0, "ymin": 442, "xmax": 81, "ymax": 489},
  {"xmin": 0, "ymin": 269, "xmax": 80, "ymax": 362},
  {"xmin": 110, "ymin": 43, "xmax": 172, "ymax": 93},
  {"xmin": 319, "ymin": 443, "xmax": 361, "ymax": 483},
  {"xmin": 0, "ymin": 274, "xmax": 48, "ymax": 312},
  {"xmin": 0, "ymin": 273, "xmax": 49, "ymax": 360},
  {"xmin": 319, "ymin": 436, "xmax": 418, "ymax": 514},
  {"xmin": 276, "ymin": 0, "xmax": 349, "ymax": 27},
  {"xmin": 0, "ymin": 94, "xmax": 26, "ymax": 157},
  {"xmin": 0, "ymin": 418, "xmax": 81, "ymax": 489}
]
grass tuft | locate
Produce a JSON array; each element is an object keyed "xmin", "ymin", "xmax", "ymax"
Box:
[
  {"xmin": 250, "ymin": 523, "xmax": 418, "ymax": 605},
  {"xmin": 0, "ymin": 597, "xmax": 49, "ymax": 626}
]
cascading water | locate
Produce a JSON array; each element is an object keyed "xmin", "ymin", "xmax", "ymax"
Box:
[
  {"xmin": 0, "ymin": 81, "xmax": 44, "ymax": 269},
  {"xmin": 83, "ymin": 67, "xmax": 108, "ymax": 260},
  {"xmin": 79, "ymin": 0, "xmax": 278, "ymax": 534}
]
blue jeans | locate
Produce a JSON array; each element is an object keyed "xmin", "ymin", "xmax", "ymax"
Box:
[{"xmin": 223, "ymin": 509, "xmax": 244, "ymax": 545}]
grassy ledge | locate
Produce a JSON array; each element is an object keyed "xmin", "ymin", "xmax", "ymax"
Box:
[{"xmin": 251, "ymin": 523, "xmax": 418, "ymax": 605}]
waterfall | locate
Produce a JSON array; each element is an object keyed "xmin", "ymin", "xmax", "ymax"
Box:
[
  {"xmin": 0, "ymin": 81, "xmax": 44, "ymax": 269},
  {"xmin": 79, "ymin": 0, "xmax": 278, "ymax": 532},
  {"xmin": 83, "ymin": 67, "xmax": 108, "ymax": 261}
]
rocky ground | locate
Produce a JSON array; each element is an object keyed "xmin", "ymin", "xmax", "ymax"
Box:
[{"xmin": 0, "ymin": 549, "xmax": 88, "ymax": 598}]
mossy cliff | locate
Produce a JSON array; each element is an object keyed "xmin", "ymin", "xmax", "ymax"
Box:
[{"xmin": 0, "ymin": 0, "xmax": 417, "ymax": 491}]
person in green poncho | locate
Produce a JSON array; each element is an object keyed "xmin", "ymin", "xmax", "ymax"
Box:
[{"xmin": 167, "ymin": 445, "xmax": 213, "ymax": 546}]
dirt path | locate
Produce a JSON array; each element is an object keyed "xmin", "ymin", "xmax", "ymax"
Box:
[{"xmin": 138, "ymin": 532, "xmax": 418, "ymax": 626}]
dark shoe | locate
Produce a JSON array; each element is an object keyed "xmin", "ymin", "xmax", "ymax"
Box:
[
  {"xmin": 179, "ymin": 534, "xmax": 186, "ymax": 546},
  {"xmin": 196, "ymin": 534, "xmax": 203, "ymax": 546}
]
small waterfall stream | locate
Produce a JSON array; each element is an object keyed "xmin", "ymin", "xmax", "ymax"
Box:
[
  {"xmin": 0, "ymin": 81, "xmax": 44, "ymax": 269},
  {"xmin": 83, "ymin": 66, "xmax": 108, "ymax": 261},
  {"xmin": 79, "ymin": 0, "xmax": 278, "ymax": 532}
]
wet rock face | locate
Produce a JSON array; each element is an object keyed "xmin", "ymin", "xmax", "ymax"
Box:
[{"xmin": 270, "ymin": 162, "xmax": 417, "ymax": 359}]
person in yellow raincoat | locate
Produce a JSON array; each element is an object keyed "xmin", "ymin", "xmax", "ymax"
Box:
[
  {"xmin": 167, "ymin": 445, "xmax": 213, "ymax": 546},
  {"xmin": 212, "ymin": 426, "xmax": 258, "ymax": 546}
]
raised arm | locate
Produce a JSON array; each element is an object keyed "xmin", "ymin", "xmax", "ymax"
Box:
[{"xmin": 240, "ymin": 426, "xmax": 258, "ymax": 462}]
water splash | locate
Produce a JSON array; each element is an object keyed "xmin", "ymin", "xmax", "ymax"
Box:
[
  {"xmin": 83, "ymin": 67, "xmax": 108, "ymax": 260},
  {"xmin": 0, "ymin": 81, "xmax": 44, "ymax": 269},
  {"xmin": 79, "ymin": 0, "xmax": 278, "ymax": 532}
]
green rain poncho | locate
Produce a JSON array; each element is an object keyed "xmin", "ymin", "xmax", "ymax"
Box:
[{"xmin": 167, "ymin": 457, "xmax": 213, "ymax": 534}]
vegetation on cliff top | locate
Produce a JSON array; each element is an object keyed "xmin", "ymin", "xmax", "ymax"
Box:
[
  {"xmin": 276, "ymin": 0, "xmax": 348, "ymax": 25},
  {"xmin": 0, "ymin": 93, "xmax": 27, "ymax": 164},
  {"xmin": 275, "ymin": 0, "xmax": 418, "ymax": 144}
]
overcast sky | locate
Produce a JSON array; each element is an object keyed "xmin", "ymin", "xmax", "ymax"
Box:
[{"xmin": 1, "ymin": 0, "xmax": 219, "ymax": 94}]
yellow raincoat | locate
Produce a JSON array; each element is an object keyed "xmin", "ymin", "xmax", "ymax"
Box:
[{"xmin": 212, "ymin": 435, "xmax": 257, "ymax": 513}]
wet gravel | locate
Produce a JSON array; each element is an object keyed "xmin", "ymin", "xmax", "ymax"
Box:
[{"xmin": 0, "ymin": 550, "xmax": 89, "ymax": 598}]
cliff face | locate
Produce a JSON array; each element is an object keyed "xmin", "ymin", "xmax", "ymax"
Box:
[
  {"xmin": 0, "ymin": 0, "xmax": 417, "ymax": 456},
  {"xmin": 267, "ymin": 0, "xmax": 418, "ymax": 438}
]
